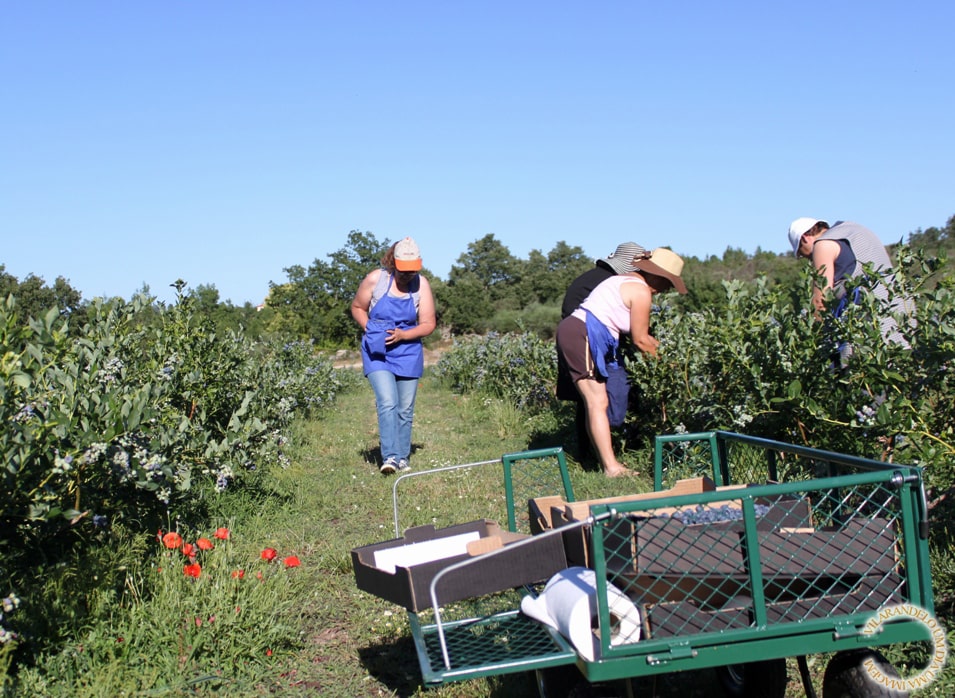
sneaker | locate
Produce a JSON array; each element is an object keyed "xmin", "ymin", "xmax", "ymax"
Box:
[
  {"xmin": 397, "ymin": 459, "xmax": 411, "ymax": 472},
  {"xmin": 380, "ymin": 458, "xmax": 397, "ymax": 475}
]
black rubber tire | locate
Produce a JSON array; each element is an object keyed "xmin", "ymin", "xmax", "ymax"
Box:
[
  {"xmin": 716, "ymin": 658, "xmax": 788, "ymax": 698},
  {"xmin": 822, "ymin": 649, "xmax": 909, "ymax": 698},
  {"xmin": 536, "ymin": 667, "xmax": 631, "ymax": 698},
  {"xmin": 566, "ymin": 678, "xmax": 633, "ymax": 698},
  {"xmin": 535, "ymin": 665, "xmax": 584, "ymax": 698}
]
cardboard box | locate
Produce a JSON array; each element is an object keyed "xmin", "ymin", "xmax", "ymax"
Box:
[
  {"xmin": 646, "ymin": 573, "xmax": 904, "ymax": 639},
  {"xmin": 601, "ymin": 515, "xmax": 897, "ymax": 617},
  {"xmin": 759, "ymin": 518, "xmax": 897, "ymax": 577},
  {"xmin": 530, "ymin": 480, "xmax": 815, "ymax": 569},
  {"xmin": 351, "ymin": 519, "xmax": 568, "ymax": 611},
  {"xmin": 530, "ymin": 477, "xmax": 722, "ymax": 567}
]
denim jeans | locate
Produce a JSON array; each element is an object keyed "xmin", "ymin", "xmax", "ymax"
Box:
[{"xmin": 366, "ymin": 370, "xmax": 419, "ymax": 462}]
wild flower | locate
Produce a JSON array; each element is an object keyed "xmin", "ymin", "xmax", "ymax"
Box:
[
  {"xmin": 1, "ymin": 593, "xmax": 21, "ymax": 646},
  {"xmin": 13, "ymin": 403, "xmax": 36, "ymax": 423},
  {"xmin": 2, "ymin": 594, "xmax": 20, "ymax": 615},
  {"xmin": 95, "ymin": 357, "xmax": 125, "ymax": 384},
  {"xmin": 154, "ymin": 529, "xmax": 301, "ymax": 611},
  {"xmin": 52, "ymin": 453, "xmax": 74, "ymax": 474},
  {"xmin": 81, "ymin": 442, "xmax": 108, "ymax": 464},
  {"xmin": 215, "ymin": 468, "xmax": 233, "ymax": 492}
]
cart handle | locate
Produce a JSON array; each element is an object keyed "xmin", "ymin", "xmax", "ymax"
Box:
[
  {"xmin": 391, "ymin": 459, "xmax": 499, "ymax": 537},
  {"xmin": 890, "ymin": 470, "xmax": 930, "ymax": 540}
]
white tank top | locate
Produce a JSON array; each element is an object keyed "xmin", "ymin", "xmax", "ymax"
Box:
[{"xmin": 573, "ymin": 275, "xmax": 646, "ymax": 339}]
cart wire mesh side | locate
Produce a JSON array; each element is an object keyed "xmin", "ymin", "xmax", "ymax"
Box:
[{"xmin": 578, "ymin": 434, "xmax": 933, "ymax": 683}]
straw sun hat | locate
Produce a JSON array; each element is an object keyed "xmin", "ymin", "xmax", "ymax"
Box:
[{"xmin": 633, "ymin": 248, "xmax": 687, "ymax": 294}]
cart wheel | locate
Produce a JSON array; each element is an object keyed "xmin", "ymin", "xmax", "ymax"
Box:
[
  {"xmin": 716, "ymin": 658, "xmax": 787, "ymax": 698},
  {"xmin": 536, "ymin": 667, "xmax": 628, "ymax": 698},
  {"xmin": 822, "ymin": 649, "xmax": 909, "ymax": 697},
  {"xmin": 536, "ymin": 665, "xmax": 583, "ymax": 698},
  {"xmin": 567, "ymin": 678, "xmax": 633, "ymax": 698}
]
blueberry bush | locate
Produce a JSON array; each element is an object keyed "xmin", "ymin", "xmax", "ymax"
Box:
[
  {"xmin": 1, "ymin": 289, "xmax": 352, "ymax": 664},
  {"xmin": 437, "ymin": 248, "xmax": 954, "ymax": 484},
  {"xmin": 433, "ymin": 331, "xmax": 558, "ymax": 412}
]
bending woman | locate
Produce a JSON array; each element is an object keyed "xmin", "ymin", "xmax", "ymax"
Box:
[
  {"xmin": 556, "ymin": 247, "xmax": 686, "ymax": 477},
  {"xmin": 351, "ymin": 237, "xmax": 436, "ymax": 474}
]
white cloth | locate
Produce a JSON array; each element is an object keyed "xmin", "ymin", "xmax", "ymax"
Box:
[{"xmin": 520, "ymin": 566, "xmax": 641, "ymax": 661}]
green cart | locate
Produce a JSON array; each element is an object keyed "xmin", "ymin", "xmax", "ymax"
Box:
[{"xmin": 383, "ymin": 432, "xmax": 938, "ymax": 697}]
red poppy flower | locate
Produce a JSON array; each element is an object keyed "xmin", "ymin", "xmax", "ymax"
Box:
[
  {"xmin": 261, "ymin": 547, "xmax": 277, "ymax": 562},
  {"xmin": 231, "ymin": 569, "xmax": 245, "ymax": 579},
  {"xmin": 183, "ymin": 563, "xmax": 201, "ymax": 578},
  {"xmin": 162, "ymin": 532, "xmax": 183, "ymax": 549},
  {"xmin": 213, "ymin": 527, "xmax": 230, "ymax": 540},
  {"xmin": 181, "ymin": 543, "xmax": 196, "ymax": 558},
  {"xmin": 196, "ymin": 537, "xmax": 214, "ymax": 551},
  {"xmin": 283, "ymin": 555, "xmax": 301, "ymax": 568}
]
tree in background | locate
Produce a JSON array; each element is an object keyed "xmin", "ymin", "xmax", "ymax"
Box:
[
  {"xmin": 265, "ymin": 230, "xmax": 390, "ymax": 346},
  {"xmin": 904, "ymin": 214, "xmax": 955, "ymax": 273},
  {"xmin": 8, "ymin": 214, "xmax": 950, "ymax": 348},
  {"xmin": 514, "ymin": 241, "xmax": 594, "ymax": 307},
  {"xmin": 184, "ymin": 283, "xmax": 273, "ymax": 337},
  {"xmin": 0, "ymin": 265, "xmax": 86, "ymax": 329},
  {"xmin": 675, "ymin": 247, "xmax": 803, "ymax": 314},
  {"xmin": 439, "ymin": 235, "xmax": 593, "ymax": 335}
]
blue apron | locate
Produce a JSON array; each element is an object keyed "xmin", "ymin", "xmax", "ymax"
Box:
[
  {"xmin": 361, "ymin": 280, "xmax": 424, "ymax": 378},
  {"xmin": 584, "ymin": 310, "xmax": 629, "ymax": 427}
]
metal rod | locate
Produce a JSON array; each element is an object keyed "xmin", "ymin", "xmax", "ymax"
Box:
[
  {"xmin": 391, "ymin": 458, "xmax": 499, "ymax": 537},
  {"xmin": 427, "ymin": 516, "xmax": 599, "ymax": 670}
]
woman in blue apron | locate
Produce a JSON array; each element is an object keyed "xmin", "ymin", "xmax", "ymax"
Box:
[{"xmin": 351, "ymin": 237, "xmax": 436, "ymax": 474}]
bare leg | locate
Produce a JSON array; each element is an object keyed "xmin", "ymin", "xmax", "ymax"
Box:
[{"xmin": 574, "ymin": 377, "xmax": 632, "ymax": 477}]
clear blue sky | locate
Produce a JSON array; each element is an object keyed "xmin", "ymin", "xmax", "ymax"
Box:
[{"xmin": 3, "ymin": 1, "xmax": 953, "ymax": 306}]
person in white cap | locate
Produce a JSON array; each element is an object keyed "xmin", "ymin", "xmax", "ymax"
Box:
[
  {"xmin": 556, "ymin": 247, "xmax": 687, "ymax": 477},
  {"xmin": 788, "ymin": 217, "xmax": 909, "ymax": 349},
  {"xmin": 351, "ymin": 237, "xmax": 436, "ymax": 474}
]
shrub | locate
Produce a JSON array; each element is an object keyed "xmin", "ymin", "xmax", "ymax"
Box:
[
  {"xmin": 434, "ymin": 331, "xmax": 558, "ymax": 412},
  {"xmin": 631, "ymin": 248, "xmax": 955, "ymax": 487}
]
